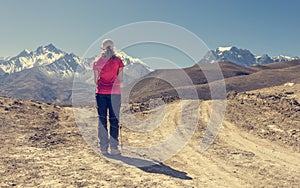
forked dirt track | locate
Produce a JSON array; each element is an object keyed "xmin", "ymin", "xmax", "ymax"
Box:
[{"xmin": 0, "ymin": 96, "xmax": 299, "ymax": 187}]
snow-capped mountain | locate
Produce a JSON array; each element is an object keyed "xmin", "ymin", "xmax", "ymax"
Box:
[
  {"xmin": 40, "ymin": 53, "xmax": 83, "ymax": 78},
  {"xmin": 0, "ymin": 44, "xmax": 65, "ymax": 74},
  {"xmin": 0, "ymin": 57, "xmax": 10, "ymax": 74},
  {"xmin": 0, "ymin": 44, "xmax": 153, "ymax": 104},
  {"xmin": 0, "ymin": 44, "xmax": 152, "ymax": 81},
  {"xmin": 256, "ymin": 54, "xmax": 273, "ymax": 64},
  {"xmin": 272, "ymin": 55, "xmax": 298, "ymax": 63},
  {"xmin": 200, "ymin": 46, "xmax": 299, "ymax": 66}
]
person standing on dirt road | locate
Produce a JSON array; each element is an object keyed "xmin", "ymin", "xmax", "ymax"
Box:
[{"xmin": 93, "ymin": 39, "xmax": 124, "ymax": 155}]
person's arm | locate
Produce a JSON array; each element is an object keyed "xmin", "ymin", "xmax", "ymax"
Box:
[
  {"xmin": 118, "ymin": 67, "xmax": 124, "ymax": 87},
  {"xmin": 94, "ymin": 70, "xmax": 99, "ymax": 85}
]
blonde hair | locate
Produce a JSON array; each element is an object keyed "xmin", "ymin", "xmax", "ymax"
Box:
[{"xmin": 101, "ymin": 39, "xmax": 115, "ymax": 59}]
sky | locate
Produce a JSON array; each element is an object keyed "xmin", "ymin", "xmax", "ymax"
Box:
[{"xmin": 0, "ymin": 0, "xmax": 299, "ymax": 68}]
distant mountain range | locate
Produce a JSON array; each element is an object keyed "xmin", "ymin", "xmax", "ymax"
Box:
[
  {"xmin": 0, "ymin": 44, "xmax": 152, "ymax": 103},
  {"xmin": 0, "ymin": 44, "xmax": 299, "ymax": 104},
  {"xmin": 0, "ymin": 44, "xmax": 152, "ymax": 81},
  {"xmin": 1, "ymin": 45, "xmax": 298, "ymax": 77},
  {"xmin": 200, "ymin": 46, "xmax": 299, "ymax": 66}
]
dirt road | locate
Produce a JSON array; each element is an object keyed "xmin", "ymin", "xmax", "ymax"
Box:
[{"xmin": 0, "ymin": 96, "xmax": 299, "ymax": 187}]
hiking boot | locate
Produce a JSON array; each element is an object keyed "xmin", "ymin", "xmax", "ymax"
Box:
[{"xmin": 110, "ymin": 148, "xmax": 121, "ymax": 155}]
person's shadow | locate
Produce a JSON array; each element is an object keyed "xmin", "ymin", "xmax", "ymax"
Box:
[{"xmin": 104, "ymin": 154, "xmax": 192, "ymax": 180}]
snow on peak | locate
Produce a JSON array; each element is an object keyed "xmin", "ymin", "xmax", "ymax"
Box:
[
  {"xmin": 270, "ymin": 55, "xmax": 300, "ymax": 63},
  {"xmin": 273, "ymin": 55, "xmax": 297, "ymax": 60},
  {"xmin": 0, "ymin": 44, "xmax": 66, "ymax": 73},
  {"xmin": 201, "ymin": 46, "xmax": 300, "ymax": 66},
  {"xmin": 216, "ymin": 46, "xmax": 233, "ymax": 52},
  {"xmin": 0, "ymin": 44, "xmax": 153, "ymax": 84},
  {"xmin": 215, "ymin": 46, "xmax": 256, "ymax": 66}
]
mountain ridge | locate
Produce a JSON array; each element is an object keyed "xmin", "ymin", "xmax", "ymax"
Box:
[
  {"xmin": 200, "ymin": 46, "xmax": 299, "ymax": 66},
  {"xmin": 0, "ymin": 44, "xmax": 152, "ymax": 80}
]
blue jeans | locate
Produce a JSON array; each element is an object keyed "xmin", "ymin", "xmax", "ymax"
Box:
[{"xmin": 95, "ymin": 94, "xmax": 121, "ymax": 150}]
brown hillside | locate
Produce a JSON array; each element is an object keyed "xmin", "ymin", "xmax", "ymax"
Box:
[
  {"xmin": 126, "ymin": 61, "xmax": 257, "ymax": 102},
  {"xmin": 127, "ymin": 61, "xmax": 300, "ymax": 102}
]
